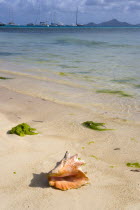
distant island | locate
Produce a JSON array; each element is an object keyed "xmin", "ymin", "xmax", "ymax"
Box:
[
  {"xmin": 84, "ymin": 19, "xmax": 140, "ymax": 27},
  {"xmin": 0, "ymin": 19, "xmax": 140, "ymax": 27}
]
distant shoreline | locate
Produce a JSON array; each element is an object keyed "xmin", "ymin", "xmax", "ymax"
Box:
[{"xmin": 0, "ymin": 25, "xmax": 140, "ymax": 28}]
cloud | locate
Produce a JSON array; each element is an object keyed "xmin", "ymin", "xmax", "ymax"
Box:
[
  {"xmin": 85, "ymin": 0, "xmax": 140, "ymax": 10},
  {"xmin": 0, "ymin": 0, "xmax": 140, "ymax": 24}
]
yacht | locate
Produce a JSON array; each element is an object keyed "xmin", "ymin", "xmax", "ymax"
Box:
[
  {"xmin": 39, "ymin": 22, "xmax": 49, "ymax": 26},
  {"xmin": 27, "ymin": 23, "xmax": 34, "ymax": 26},
  {"xmin": 7, "ymin": 22, "xmax": 16, "ymax": 26},
  {"xmin": 0, "ymin": 22, "xmax": 5, "ymax": 26}
]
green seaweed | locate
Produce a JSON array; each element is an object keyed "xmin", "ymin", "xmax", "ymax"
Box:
[
  {"xmin": 130, "ymin": 137, "xmax": 137, "ymax": 142},
  {"xmin": 126, "ymin": 162, "xmax": 140, "ymax": 168},
  {"xmin": 59, "ymin": 72, "xmax": 68, "ymax": 76},
  {"xmin": 96, "ymin": 89, "xmax": 133, "ymax": 97},
  {"xmin": 81, "ymin": 147, "xmax": 85, "ymax": 149},
  {"xmin": 82, "ymin": 121, "xmax": 111, "ymax": 131},
  {"xmin": 9, "ymin": 123, "xmax": 38, "ymax": 137},
  {"xmin": 0, "ymin": 76, "xmax": 11, "ymax": 80},
  {"xmin": 134, "ymin": 84, "xmax": 140, "ymax": 88},
  {"xmin": 110, "ymin": 166, "xmax": 115, "ymax": 168},
  {"xmin": 88, "ymin": 141, "xmax": 95, "ymax": 144},
  {"xmin": 89, "ymin": 155, "xmax": 98, "ymax": 160},
  {"xmin": 13, "ymin": 172, "xmax": 16, "ymax": 174}
]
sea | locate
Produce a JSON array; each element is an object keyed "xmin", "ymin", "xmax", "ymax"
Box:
[{"xmin": 0, "ymin": 27, "xmax": 140, "ymax": 121}]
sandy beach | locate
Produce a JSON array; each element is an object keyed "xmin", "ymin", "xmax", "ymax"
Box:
[
  {"xmin": 0, "ymin": 83, "xmax": 140, "ymax": 210},
  {"xmin": 0, "ymin": 27, "xmax": 140, "ymax": 210}
]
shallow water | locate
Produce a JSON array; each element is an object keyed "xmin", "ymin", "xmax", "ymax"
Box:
[{"xmin": 0, "ymin": 27, "xmax": 140, "ymax": 121}]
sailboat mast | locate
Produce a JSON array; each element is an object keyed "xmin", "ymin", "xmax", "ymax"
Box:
[
  {"xmin": 76, "ymin": 7, "xmax": 78, "ymax": 25},
  {"xmin": 35, "ymin": 1, "xmax": 41, "ymax": 24},
  {"xmin": 8, "ymin": 7, "xmax": 15, "ymax": 24},
  {"xmin": 9, "ymin": 8, "xmax": 13, "ymax": 23}
]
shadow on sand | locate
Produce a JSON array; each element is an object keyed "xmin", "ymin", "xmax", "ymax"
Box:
[{"xmin": 29, "ymin": 173, "xmax": 50, "ymax": 188}]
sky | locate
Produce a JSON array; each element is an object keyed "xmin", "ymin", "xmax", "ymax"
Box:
[{"xmin": 0, "ymin": 0, "xmax": 140, "ymax": 24}]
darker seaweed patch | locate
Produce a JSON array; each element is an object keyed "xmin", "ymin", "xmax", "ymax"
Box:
[
  {"xmin": 82, "ymin": 121, "xmax": 112, "ymax": 131},
  {"xmin": 9, "ymin": 123, "xmax": 38, "ymax": 137},
  {"xmin": 96, "ymin": 89, "xmax": 133, "ymax": 97},
  {"xmin": 59, "ymin": 64, "xmax": 78, "ymax": 69},
  {"xmin": 111, "ymin": 78, "xmax": 136, "ymax": 84},
  {"xmin": 134, "ymin": 84, "xmax": 140, "ymax": 88},
  {"xmin": 126, "ymin": 162, "xmax": 140, "ymax": 168},
  {"xmin": 0, "ymin": 76, "xmax": 11, "ymax": 80}
]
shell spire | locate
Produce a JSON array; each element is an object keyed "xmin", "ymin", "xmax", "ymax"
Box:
[{"xmin": 48, "ymin": 151, "xmax": 89, "ymax": 191}]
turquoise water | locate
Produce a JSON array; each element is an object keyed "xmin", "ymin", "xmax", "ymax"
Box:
[{"xmin": 0, "ymin": 28, "xmax": 140, "ymax": 120}]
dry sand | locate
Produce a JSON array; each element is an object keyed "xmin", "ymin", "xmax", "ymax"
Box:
[{"xmin": 0, "ymin": 86, "xmax": 140, "ymax": 210}]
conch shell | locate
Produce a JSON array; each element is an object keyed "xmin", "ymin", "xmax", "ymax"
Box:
[{"xmin": 47, "ymin": 151, "xmax": 89, "ymax": 191}]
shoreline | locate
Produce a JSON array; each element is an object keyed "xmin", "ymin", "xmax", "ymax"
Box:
[
  {"xmin": 0, "ymin": 86, "xmax": 140, "ymax": 209},
  {"xmin": 0, "ymin": 69, "xmax": 140, "ymax": 124}
]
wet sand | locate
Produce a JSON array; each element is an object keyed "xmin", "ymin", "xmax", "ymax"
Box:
[{"xmin": 0, "ymin": 85, "xmax": 140, "ymax": 210}]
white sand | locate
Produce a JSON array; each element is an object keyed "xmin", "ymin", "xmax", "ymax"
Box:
[{"xmin": 0, "ymin": 86, "xmax": 140, "ymax": 210}]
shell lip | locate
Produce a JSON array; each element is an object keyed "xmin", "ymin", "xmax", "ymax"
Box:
[
  {"xmin": 48, "ymin": 171, "xmax": 81, "ymax": 178},
  {"xmin": 47, "ymin": 151, "xmax": 89, "ymax": 190},
  {"xmin": 48, "ymin": 173, "xmax": 89, "ymax": 183},
  {"xmin": 48, "ymin": 170, "xmax": 89, "ymax": 181}
]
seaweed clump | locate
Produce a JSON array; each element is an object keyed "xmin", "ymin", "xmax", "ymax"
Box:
[
  {"xmin": 59, "ymin": 72, "xmax": 67, "ymax": 76},
  {"xmin": 9, "ymin": 123, "xmax": 38, "ymax": 136},
  {"xmin": 88, "ymin": 141, "xmax": 95, "ymax": 145},
  {"xmin": 96, "ymin": 89, "xmax": 133, "ymax": 97},
  {"xmin": 126, "ymin": 162, "xmax": 140, "ymax": 168},
  {"xmin": 82, "ymin": 121, "xmax": 111, "ymax": 131},
  {"xmin": 89, "ymin": 155, "xmax": 98, "ymax": 160},
  {"xmin": 0, "ymin": 76, "xmax": 10, "ymax": 80}
]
